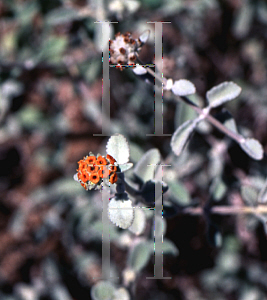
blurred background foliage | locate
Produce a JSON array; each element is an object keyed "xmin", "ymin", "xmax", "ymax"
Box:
[{"xmin": 1, "ymin": 0, "xmax": 267, "ymax": 299}]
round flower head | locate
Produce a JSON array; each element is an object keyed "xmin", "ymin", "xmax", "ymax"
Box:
[
  {"xmin": 109, "ymin": 32, "xmax": 143, "ymax": 70},
  {"xmin": 74, "ymin": 152, "xmax": 118, "ymax": 190}
]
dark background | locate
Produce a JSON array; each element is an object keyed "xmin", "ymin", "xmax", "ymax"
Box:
[{"xmin": 1, "ymin": 0, "xmax": 267, "ymax": 299}]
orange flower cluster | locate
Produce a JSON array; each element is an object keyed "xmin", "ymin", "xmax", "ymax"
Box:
[{"xmin": 76, "ymin": 154, "xmax": 118, "ymax": 190}]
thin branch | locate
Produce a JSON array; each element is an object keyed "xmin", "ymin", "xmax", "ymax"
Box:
[
  {"xmin": 136, "ymin": 57, "xmax": 167, "ymax": 86},
  {"xmin": 138, "ymin": 65, "xmax": 247, "ymax": 146},
  {"xmin": 179, "ymin": 96, "xmax": 245, "ymax": 144},
  {"xmin": 183, "ymin": 205, "xmax": 267, "ymax": 216}
]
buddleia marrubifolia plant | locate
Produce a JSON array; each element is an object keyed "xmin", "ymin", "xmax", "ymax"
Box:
[{"xmin": 74, "ymin": 30, "xmax": 267, "ymax": 242}]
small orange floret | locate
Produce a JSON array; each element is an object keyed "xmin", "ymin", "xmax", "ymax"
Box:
[
  {"xmin": 89, "ymin": 172, "xmax": 100, "ymax": 184},
  {"xmin": 109, "ymin": 172, "xmax": 118, "ymax": 184},
  {"xmin": 98, "ymin": 166, "xmax": 109, "ymax": 178},
  {"xmin": 87, "ymin": 165, "xmax": 99, "ymax": 173},
  {"xmin": 86, "ymin": 156, "xmax": 96, "ymax": 164},
  {"xmin": 97, "ymin": 156, "xmax": 107, "ymax": 166},
  {"xmin": 78, "ymin": 161, "xmax": 87, "ymax": 171},
  {"xmin": 109, "ymin": 165, "xmax": 117, "ymax": 173},
  {"xmin": 106, "ymin": 154, "xmax": 116, "ymax": 165},
  {"xmin": 78, "ymin": 170, "xmax": 90, "ymax": 183}
]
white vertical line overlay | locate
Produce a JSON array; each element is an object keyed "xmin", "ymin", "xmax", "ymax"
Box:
[
  {"xmin": 146, "ymin": 164, "xmax": 172, "ymax": 279},
  {"xmin": 94, "ymin": 21, "xmax": 117, "ymax": 136},
  {"xmin": 147, "ymin": 22, "xmax": 171, "ymax": 137}
]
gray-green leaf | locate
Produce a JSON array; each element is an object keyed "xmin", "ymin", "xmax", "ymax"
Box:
[
  {"xmin": 241, "ymin": 185, "xmax": 258, "ymax": 206},
  {"xmin": 152, "ymin": 215, "xmax": 167, "ymax": 237},
  {"xmin": 38, "ymin": 36, "xmax": 67, "ymax": 63},
  {"xmin": 171, "ymin": 79, "xmax": 196, "ymax": 96},
  {"xmin": 112, "ymin": 288, "xmax": 130, "ymax": 300},
  {"xmin": 139, "ymin": 30, "xmax": 150, "ymax": 44},
  {"xmin": 239, "ymin": 138, "xmax": 264, "ymax": 160},
  {"xmin": 162, "ymin": 238, "xmax": 179, "ymax": 256},
  {"xmin": 106, "ymin": 134, "xmax": 130, "ymax": 165},
  {"xmin": 175, "ymin": 101, "xmax": 198, "ymax": 128},
  {"xmin": 133, "ymin": 148, "xmax": 160, "ymax": 182},
  {"xmin": 128, "ymin": 241, "xmax": 151, "ymax": 272},
  {"xmin": 91, "ymin": 281, "xmax": 116, "ymax": 300},
  {"xmin": 171, "ymin": 119, "xmax": 199, "ymax": 156},
  {"xmin": 128, "ymin": 207, "xmax": 146, "ymax": 235},
  {"xmin": 222, "ymin": 112, "xmax": 238, "ymax": 133},
  {"xmin": 258, "ymin": 180, "xmax": 267, "ymax": 204},
  {"xmin": 46, "ymin": 8, "xmax": 80, "ymax": 25},
  {"xmin": 210, "ymin": 177, "xmax": 227, "ymax": 201},
  {"xmin": 206, "ymin": 82, "xmax": 242, "ymax": 108},
  {"xmin": 167, "ymin": 180, "xmax": 191, "ymax": 205},
  {"xmin": 133, "ymin": 65, "xmax": 147, "ymax": 75}
]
